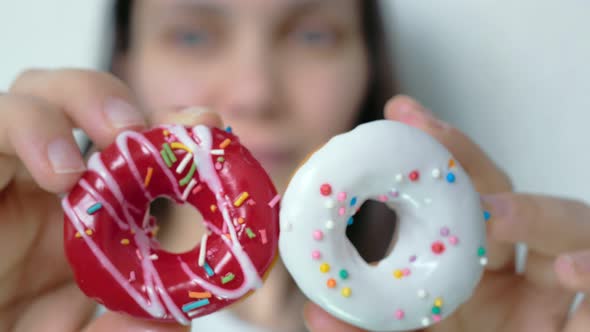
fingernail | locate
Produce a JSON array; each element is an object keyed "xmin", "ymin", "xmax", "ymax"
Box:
[
  {"xmin": 47, "ymin": 138, "xmax": 86, "ymax": 174},
  {"xmin": 481, "ymin": 194, "xmax": 510, "ymax": 219},
  {"xmin": 570, "ymin": 252, "xmax": 590, "ymax": 274},
  {"xmin": 396, "ymin": 99, "xmax": 445, "ymax": 129},
  {"xmin": 556, "ymin": 255, "xmax": 577, "ymax": 276},
  {"xmin": 103, "ymin": 97, "xmax": 146, "ymax": 128}
]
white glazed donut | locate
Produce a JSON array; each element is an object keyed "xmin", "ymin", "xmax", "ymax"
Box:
[{"xmin": 279, "ymin": 120, "xmax": 487, "ymax": 331}]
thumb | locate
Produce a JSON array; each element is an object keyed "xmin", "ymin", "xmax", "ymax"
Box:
[{"xmin": 303, "ymin": 301, "xmax": 365, "ymax": 332}]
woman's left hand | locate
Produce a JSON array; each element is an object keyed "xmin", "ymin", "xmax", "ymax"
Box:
[{"xmin": 303, "ymin": 95, "xmax": 590, "ymax": 332}]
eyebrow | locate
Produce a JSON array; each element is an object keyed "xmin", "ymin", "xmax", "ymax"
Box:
[{"xmin": 161, "ymin": 0, "xmax": 335, "ymax": 20}]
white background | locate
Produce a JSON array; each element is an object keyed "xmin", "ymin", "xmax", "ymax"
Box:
[{"xmin": 1, "ymin": 0, "xmax": 589, "ymax": 202}]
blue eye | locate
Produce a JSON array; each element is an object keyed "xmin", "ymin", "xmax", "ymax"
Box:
[
  {"xmin": 296, "ymin": 29, "xmax": 334, "ymax": 45},
  {"xmin": 177, "ymin": 30, "xmax": 210, "ymax": 46}
]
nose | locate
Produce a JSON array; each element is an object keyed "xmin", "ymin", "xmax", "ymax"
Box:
[{"xmin": 218, "ymin": 42, "xmax": 277, "ymax": 120}]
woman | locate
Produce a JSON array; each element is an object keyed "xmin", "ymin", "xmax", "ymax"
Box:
[{"xmin": 0, "ymin": 0, "xmax": 589, "ymax": 331}]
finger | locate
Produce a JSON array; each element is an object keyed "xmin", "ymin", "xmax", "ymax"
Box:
[
  {"xmin": 562, "ymin": 299, "xmax": 590, "ymax": 332},
  {"xmin": 556, "ymin": 250, "xmax": 590, "ymax": 293},
  {"xmin": 384, "ymin": 95, "xmax": 512, "ymax": 193},
  {"xmin": 384, "ymin": 95, "xmax": 513, "ymax": 270},
  {"xmin": 486, "ymin": 193, "xmax": 590, "ymax": 256},
  {"xmin": 303, "ymin": 302, "xmax": 365, "ymax": 332},
  {"xmin": 152, "ymin": 106, "xmax": 224, "ymax": 129},
  {"xmin": 10, "ymin": 68, "xmax": 147, "ymax": 148},
  {"xmin": 84, "ymin": 311, "xmax": 190, "ymax": 332},
  {"xmin": 0, "ymin": 95, "xmax": 86, "ymax": 192}
]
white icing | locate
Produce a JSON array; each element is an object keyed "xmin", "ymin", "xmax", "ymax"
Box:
[{"xmin": 279, "ymin": 120, "xmax": 486, "ymax": 331}]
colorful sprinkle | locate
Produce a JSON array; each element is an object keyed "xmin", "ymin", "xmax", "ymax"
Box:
[
  {"xmin": 246, "ymin": 227, "xmax": 256, "ymax": 239},
  {"xmin": 161, "ymin": 150, "xmax": 172, "ymax": 167},
  {"xmin": 337, "ymin": 192, "xmax": 347, "ymax": 202},
  {"xmin": 341, "ymin": 287, "xmax": 351, "ymax": 297},
  {"xmin": 215, "ymin": 162, "xmax": 223, "ymax": 170},
  {"xmin": 313, "ymin": 230, "xmax": 324, "ymax": 241},
  {"xmin": 409, "ymin": 255, "xmax": 417, "ymax": 262},
  {"xmin": 432, "ymin": 306, "xmax": 441, "ymax": 315},
  {"xmin": 432, "ymin": 168, "xmax": 442, "ymax": 179},
  {"xmin": 179, "ymin": 162, "xmax": 197, "ymax": 186},
  {"xmin": 378, "ymin": 194, "xmax": 388, "ymax": 202},
  {"xmin": 320, "ymin": 263, "xmax": 330, "ymax": 273},
  {"xmin": 339, "ymin": 269, "xmax": 349, "ymax": 280},
  {"xmin": 219, "ymin": 138, "xmax": 231, "ymax": 149},
  {"xmin": 325, "ymin": 220, "xmax": 335, "ymax": 229},
  {"xmin": 238, "ymin": 217, "xmax": 245, "ymax": 224},
  {"xmin": 409, "ymin": 170, "xmax": 420, "ymax": 182},
  {"xmin": 347, "ymin": 217, "xmax": 354, "ymax": 225},
  {"xmin": 446, "ymin": 172, "xmax": 456, "ymax": 183},
  {"xmin": 163, "ymin": 129, "xmax": 170, "ymax": 136},
  {"xmin": 182, "ymin": 299, "xmax": 210, "ymax": 312},
  {"xmin": 477, "ymin": 246, "xmax": 487, "ymax": 257},
  {"xmin": 144, "ymin": 167, "xmax": 154, "ymax": 187},
  {"xmin": 434, "ymin": 298, "xmax": 443, "ymax": 307},
  {"xmin": 203, "ymin": 262, "xmax": 214, "ymax": 277},
  {"xmin": 395, "ymin": 174, "xmax": 404, "ymax": 183},
  {"xmin": 327, "ymin": 278, "xmax": 337, "ymax": 288},
  {"xmin": 75, "ymin": 232, "xmax": 82, "ymax": 238},
  {"xmin": 225, "ymin": 126, "xmax": 232, "ymax": 133},
  {"xmin": 192, "ymin": 184, "xmax": 203, "ymax": 195},
  {"xmin": 449, "ymin": 236, "xmax": 459, "ymax": 245},
  {"xmin": 480, "ymin": 257, "xmax": 489, "ymax": 265},
  {"xmin": 217, "ymin": 156, "xmax": 225, "ymax": 163},
  {"xmin": 440, "ymin": 227, "xmax": 450, "ymax": 237},
  {"xmin": 393, "ymin": 269, "xmax": 403, "ymax": 279},
  {"xmin": 433, "ymin": 315, "xmax": 442, "ymax": 322},
  {"xmin": 402, "ymin": 268, "xmax": 411, "ymax": 276},
  {"xmin": 268, "ymin": 194, "xmax": 281, "ymax": 208},
  {"xmin": 176, "ymin": 153, "xmax": 193, "ymax": 174},
  {"xmin": 324, "ymin": 199, "xmax": 335, "ymax": 209},
  {"xmin": 432, "ymin": 241, "xmax": 445, "ymax": 254},
  {"xmin": 120, "ymin": 238, "xmax": 130, "ymax": 245},
  {"xmin": 390, "ymin": 189, "xmax": 400, "ymax": 197},
  {"xmin": 87, "ymin": 203, "xmax": 102, "ymax": 215},
  {"xmin": 350, "ymin": 197, "xmax": 357, "ymax": 206},
  {"xmin": 210, "ymin": 204, "xmax": 217, "ymax": 212},
  {"xmin": 188, "ymin": 291, "xmax": 212, "ymax": 299},
  {"xmin": 421, "ymin": 317, "xmax": 430, "ymax": 326},
  {"xmin": 234, "ymin": 192, "xmax": 250, "ymax": 207},
  {"xmin": 483, "ymin": 210, "xmax": 491, "ymax": 221},
  {"xmin": 162, "ymin": 143, "xmax": 177, "ymax": 163},
  {"xmin": 170, "ymin": 142, "xmax": 192, "ymax": 153},
  {"xmin": 311, "ymin": 250, "xmax": 321, "ymax": 260},
  {"xmin": 395, "ymin": 310, "xmax": 405, "ymax": 320},
  {"xmin": 448, "ymin": 159, "xmax": 456, "ymax": 168},
  {"xmin": 338, "ymin": 207, "xmax": 346, "ymax": 216},
  {"xmin": 85, "ymin": 229, "xmax": 93, "ymax": 236},
  {"xmin": 320, "ymin": 183, "xmax": 332, "ymax": 196},
  {"xmin": 221, "ymin": 272, "xmax": 235, "ymax": 284},
  {"xmin": 260, "ymin": 229, "xmax": 268, "ymax": 244}
]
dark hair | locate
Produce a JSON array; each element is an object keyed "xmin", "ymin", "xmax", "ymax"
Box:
[{"xmin": 110, "ymin": 0, "xmax": 397, "ymax": 263}]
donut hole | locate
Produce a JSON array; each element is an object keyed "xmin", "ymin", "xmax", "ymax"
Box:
[
  {"xmin": 346, "ymin": 200, "xmax": 398, "ymax": 265},
  {"xmin": 150, "ymin": 197, "xmax": 207, "ymax": 254}
]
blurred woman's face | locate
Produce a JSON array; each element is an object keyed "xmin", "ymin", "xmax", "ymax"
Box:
[{"xmin": 124, "ymin": 0, "xmax": 369, "ymax": 192}]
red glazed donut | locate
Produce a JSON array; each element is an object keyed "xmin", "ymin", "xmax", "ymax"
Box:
[{"xmin": 62, "ymin": 125, "xmax": 280, "ymax": 324}]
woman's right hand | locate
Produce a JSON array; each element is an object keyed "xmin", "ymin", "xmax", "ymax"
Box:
[{"xmin": 0, "ymin": 68, "xmax": 193, "ymax": 332}]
